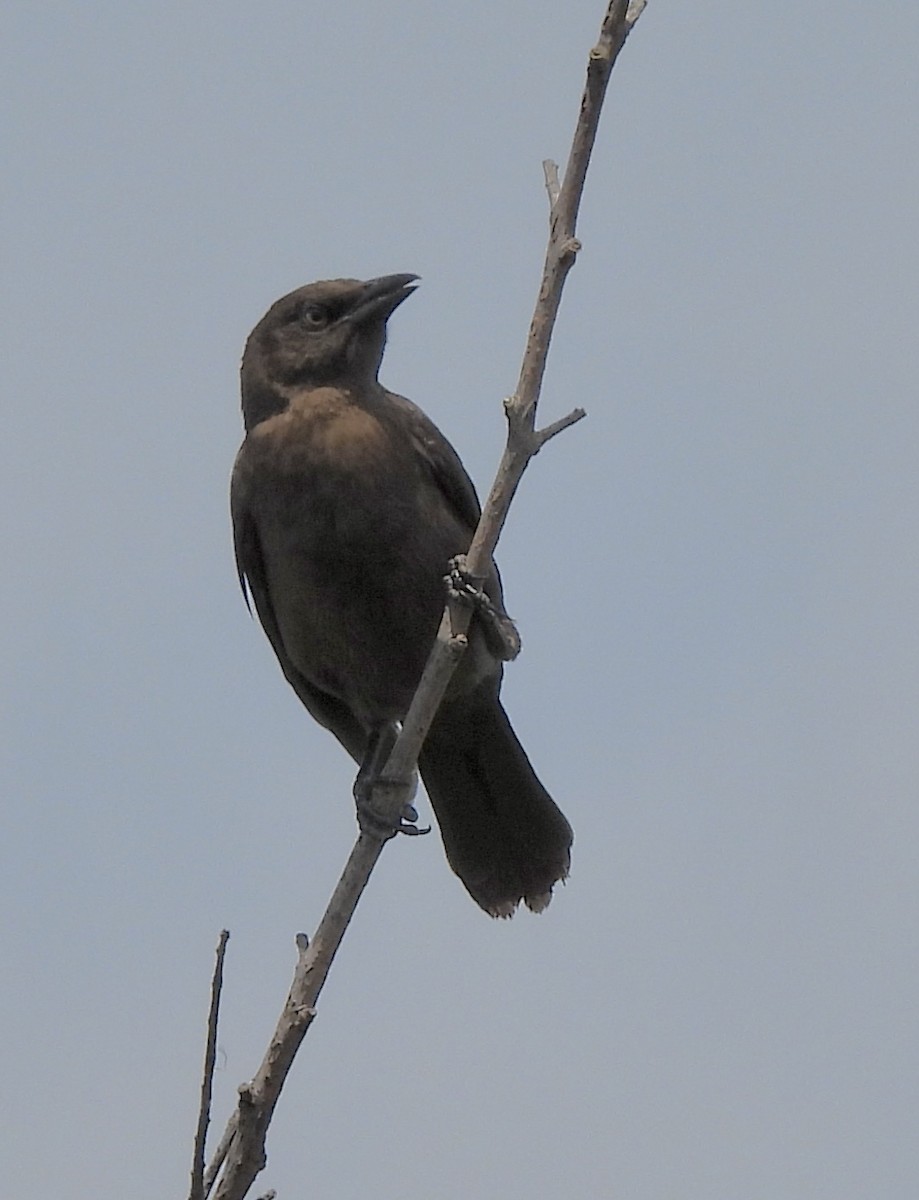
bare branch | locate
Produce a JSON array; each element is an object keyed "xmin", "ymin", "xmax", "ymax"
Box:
[
  {"xmin": 211, "ymin": 838, "xmax": 383, "ymax": 1199},
  {"xmin": 534, "ymin": 407, "xmax": 588, "ymax": 450},
  {"xmin": 189, "ymin": 930, "xmax": 230, "ymax": 1200},
  {"xmin": 204, "ymin": 2, "xmax": 647, "ymax": 1194}
]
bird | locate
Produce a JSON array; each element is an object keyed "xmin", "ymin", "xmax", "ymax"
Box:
[{"xmin": 230, "ymin": 273, "xmax": 573, "ymax": 916}]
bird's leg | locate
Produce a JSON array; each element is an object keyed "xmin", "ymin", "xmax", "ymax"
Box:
[
  {"xmin": 353, "ymin": 722, "xmax": 398, "ymax": 804},
  {"xmin": 353, "ymin": 722, "xmax": 427, "ymax": 838},
  {"xmin": 445, "ymin": 555, "xmax": 522, "ymax": 661}
]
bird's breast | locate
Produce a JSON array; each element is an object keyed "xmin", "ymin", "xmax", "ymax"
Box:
[
  {"xmin": 241, "ymin": 388, "xmax": 439, "ymax": 567},
  {"xmin": 252, "ymin": 387, "xmax": 392, "ymax": 474}
]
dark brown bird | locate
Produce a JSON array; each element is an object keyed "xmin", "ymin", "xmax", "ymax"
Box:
[{"xmin": 231, "ymin": 274, "xmax": 572, "ymax": 916}]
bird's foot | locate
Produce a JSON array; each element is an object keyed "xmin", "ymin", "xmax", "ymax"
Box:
[
  {"xmin": 354, "ymin": 770, "xmax": 430, "ymax": 840},
  {"xmin": 445, "ymin": 555, "xmax": 521, "ymax": 661}
]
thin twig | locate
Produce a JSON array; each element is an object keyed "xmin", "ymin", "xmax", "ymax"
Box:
[
  {"xmin": 211, "ymin": 840, "xmax": 383, "ymax": 1199},
  {"xmin": 189, "ymin": 930, "xmax": 230, "ymax": 1200},
  {"xmin": 206, "ymin": 3, "xmax": 646, "ymax": 1195},
  {"xmin": 203, "ymin": 1114, "xmax": 237, "ymax": 1198},
  {"xmin": 542, "ymin": 160, "xmax": 561, "ymax": 208}
]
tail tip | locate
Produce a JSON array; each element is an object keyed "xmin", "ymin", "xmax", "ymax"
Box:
[{"xmin": 481, "ymin": 872, "xmax": 568, "ymax": 919}]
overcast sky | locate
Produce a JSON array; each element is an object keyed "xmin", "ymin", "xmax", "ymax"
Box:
[{"xmin": 3, "ymin": 3, "xmax": 918, "ymax": 1197}]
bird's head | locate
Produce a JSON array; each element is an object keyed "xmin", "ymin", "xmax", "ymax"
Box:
[{"xmin": 240, "ymin": 274, "xmax": 419, "ymax": 428}]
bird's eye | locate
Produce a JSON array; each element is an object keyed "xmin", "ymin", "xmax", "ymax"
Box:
[{"xmin": 301, "ymin": 304, "xmax": 329, "ymax": 329}]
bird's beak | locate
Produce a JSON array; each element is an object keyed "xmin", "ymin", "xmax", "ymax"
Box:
[{"xmin": 349, "ymin": 273, "xmax": 420, "ymax": 326}]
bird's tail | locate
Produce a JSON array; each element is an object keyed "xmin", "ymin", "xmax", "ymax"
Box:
[{"xmin": 418, "ymin": 690, "xmax": 573, "ymax": 917}]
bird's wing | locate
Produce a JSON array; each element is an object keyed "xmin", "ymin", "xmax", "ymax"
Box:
[
  {"xmin": 385, "ymin": 392, "xmax": 483, "ymax": 534},
  {"xmin": 384, "ymin": 391, "xmax": 513, "ymax": 639},
  {"xmin": 230, "ymin": 449, "xmax": 368, "ymax": 762},
  {"xmin": 229, "ymin": 451, "xmax": 268, "ymax": 616}
]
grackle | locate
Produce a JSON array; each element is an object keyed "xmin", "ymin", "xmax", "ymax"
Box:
[{"xmin": 231, "ymin": 274, "xmax": 572, "ymax": 916}]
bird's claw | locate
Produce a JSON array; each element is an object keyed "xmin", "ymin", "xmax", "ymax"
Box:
[
  {"xmin": 445, "ymin": 555, "xmax": 521, "ymax": 661},
  {"xmin": 445, "ymin": 554, "xmax": 485, "ymax": 607},
  {"xmin": 354, "ymin": 773, "xmax": 429, "ymax": 840}
]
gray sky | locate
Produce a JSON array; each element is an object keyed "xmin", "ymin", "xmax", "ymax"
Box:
[{"xmin": 3, "ymin": 3, "xmax": 918, "ymax": 1197}]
